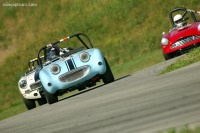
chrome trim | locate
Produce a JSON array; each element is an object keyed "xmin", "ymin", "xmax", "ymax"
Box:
[
  {"xmin": 59, "ymin": 66, "xmax": 90, "ymax": 82},
  {"xmin": 170, "ymin": 35, "xmax": 200, "ymax": 49},
  {"xmin": 30, "ymin": 80, "xmax": 42, "ymax": 90}
]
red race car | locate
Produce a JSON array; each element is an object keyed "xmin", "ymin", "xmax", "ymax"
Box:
[{"xmin": 161, "ymin": 7, "xmax": 200, "ymax": 60}]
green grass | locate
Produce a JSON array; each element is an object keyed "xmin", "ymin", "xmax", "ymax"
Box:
[
  {"xmin": 0, "ymin": 103, "xmax": 27, "ymax": 120},
  {"xmin": 159, "ymin": 126, "xmax": 200, "ymax": 133},
  {"xmin": 161, "ymin": 47, "xmax": 200, "ymax": 74},
  {"xmin": 1, "ymin": 1, "xmax": 200, "ymax": 133}
]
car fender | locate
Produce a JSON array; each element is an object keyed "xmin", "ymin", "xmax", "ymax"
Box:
[
  {"xmin": 78, "ymin": 48, "xmax": 106, "ymax": 74},
  {"xmin": 18, "ymin": 73, "xmax": 42, "ymax": 99},
  {"xmin": 39, "ymin": 68, "xmax": 58, "ymax": 94}
]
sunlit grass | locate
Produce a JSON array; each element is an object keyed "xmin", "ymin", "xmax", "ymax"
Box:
[
  {"xmin": 159, "ymin": 125, "xmax": 200, "ymax": 133},
  {"xmin": 161, "ymin": 47, "xmax": 200, "ymax": 74}
]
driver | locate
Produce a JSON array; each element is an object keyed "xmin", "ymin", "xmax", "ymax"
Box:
[
  {"xmin": 46, "ymin": 46, "xmax": 60, "ymax": 61},
  {"xmin": 173, "ymin": 14, "xmax": 187, "ymax": 28}
]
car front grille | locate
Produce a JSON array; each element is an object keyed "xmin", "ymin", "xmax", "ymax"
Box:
[
  {"xmin": 30, "ymin": 80, "xmax": 42, "ymax": 90},
  {"xmin": 170, "ymin": 35, "xmax": 200, "ymax": 49},
  {"xmin": 59, "ymin": 66, "xmax": 90, "ymax": 82}
]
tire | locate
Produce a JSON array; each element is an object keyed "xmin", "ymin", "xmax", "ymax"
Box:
[
  {"xmin": 37, "ymin": 97, "xmax": 47, "ymax": 106},
  {"xmin": 22, "ymin": 95, "xmax": 36, "ymax": 110},
  {"xmin": 102, "ymin": 58, "xmax": 114, "ymax": 84},
  {"xmin": 77, "ymin": 85, "xmax": 86, "ymax": 91},
  {"xmin": 43, "ymin": 88, "xmax": 58, "ymax": 104},
  {"xmin": 163, "ymin": 51, "xmax": 173, "ymax": 60}
]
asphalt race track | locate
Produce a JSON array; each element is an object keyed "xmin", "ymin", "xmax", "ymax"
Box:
[{"xmin": 1, "ymin": 57, "xmax": 200, "ymax": 133}]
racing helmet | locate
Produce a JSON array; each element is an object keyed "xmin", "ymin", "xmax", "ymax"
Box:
[{"xmin": 173, "ymin": 14, "xmax": 185, "ymax": 27}]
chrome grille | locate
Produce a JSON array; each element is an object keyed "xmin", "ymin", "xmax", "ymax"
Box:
[
  {"xmin": 59, "ymin": 66, "xmax": 90, "ymax": 82},
  {"xmin": 170, "ymin": 35, "xmax": 200, "ymax": 49},
  {"xmin": 30, "ymin": 80, "xmax": 42, "ymax": 90}
]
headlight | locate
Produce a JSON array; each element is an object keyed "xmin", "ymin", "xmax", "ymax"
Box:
[
  {"xmin": 161, "ymin": 38, "xmax": 169, "ymax": 46},
  {"xmin": 50, "ymin": 64, "xmax": 60, "ymax": 75},
  {"xmin": 19, "ymin": 80, "xmax": 27, "ymax": 89},
  {"xmin": 198, "ymin": 24, "xmax": 200, "ymax": 31},
  {"xmin": 80, "ymin": 52, "xmax": 90, "ymax": 62}
]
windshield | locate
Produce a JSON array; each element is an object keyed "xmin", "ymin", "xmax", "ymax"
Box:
[
  {"xmin": 170, "ymin": 8, "xmax": 200, "ymax": 28},
  {"xmin": 37, "ymin": 33, "xmax": 93, "ymax": 67}
]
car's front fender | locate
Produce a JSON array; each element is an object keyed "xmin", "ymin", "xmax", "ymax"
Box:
[{"xmin": 39, "ymin": 69, "xmax": 59, "ymax": 94}]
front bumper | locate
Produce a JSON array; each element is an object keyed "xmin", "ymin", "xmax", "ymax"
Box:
[{"xmin": 21, "ymin": 89, "xmax": 42, "ymax": 99}]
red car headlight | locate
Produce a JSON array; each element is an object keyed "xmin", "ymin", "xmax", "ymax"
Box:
[
  {"xmin": 161, "ymin": 38, "xmax": 169, "ymax": 46},
  {"xmin": 198, "ymin": 24, "xmax": 200, "ymax": 32}
]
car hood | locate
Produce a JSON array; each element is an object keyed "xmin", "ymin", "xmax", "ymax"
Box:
[{"xmin": 165, "ymin": 22, "xmax": 200, "ymax": 43}]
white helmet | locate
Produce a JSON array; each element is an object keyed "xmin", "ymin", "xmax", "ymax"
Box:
[{"xmin": 173, "ymin": 14, "xmax": 185, "ymax": 27}]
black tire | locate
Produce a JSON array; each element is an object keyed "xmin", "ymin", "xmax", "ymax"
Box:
[
  {"xmin": 102, "ymin": 58, "xmax": 114, "ymax": 84},
  {"xmin": 43, "ymin": 88, "xmax": 58, "ymax": 104},
  {"xmin": 77, "ymin": 85, "xmax": 86, "ymax": 91},
  {"xmin": 22, "ymin": 95, "xmax": 36, "ymax": 110},
  {"xmin": 163, "ymin": 51, "xmax": 173, "ymax": 60},
  {"xmin": 37, "ymin": 97, "xmax": 47, "ymax": 106}
]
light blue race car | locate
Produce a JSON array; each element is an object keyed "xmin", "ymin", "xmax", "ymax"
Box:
[{"xmin": 37, "ymin": 33, "xmax": 114, "ymax": 104}]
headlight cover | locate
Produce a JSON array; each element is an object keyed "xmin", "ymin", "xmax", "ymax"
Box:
[
  {"xmin": 80, "ymin": 52, "xmax": 90, "ymax": 62},
  {"xmin": 19, "ymin": 80, "xmax": 27, "ymax": 89},
  {"xmin": 161, "ymin": 38, "xmax": 169, "ymax": 46},
  {"xmin": 50, "ymin": 64, "xmax": 61, "ymax": 75}
]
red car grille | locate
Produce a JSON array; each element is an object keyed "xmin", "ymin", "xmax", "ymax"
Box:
[
  {"xmin": 59, "ymin": 66, "xmax": 90, "ymax": 82},
  {"xmin": 170, "ymin": 35, "xmax": 200, "ymax": 49}
]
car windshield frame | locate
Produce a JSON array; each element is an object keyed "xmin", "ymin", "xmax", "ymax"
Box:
[
  {"xmin": 169, "ymin": 7, "xmax": 199, "ymax": 28},
  {"xmin": 37, "ymin": 33, "xmax": 93, "ymax": 67}
]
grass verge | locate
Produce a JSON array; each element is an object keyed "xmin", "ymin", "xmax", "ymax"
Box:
[
  {"xmin": 161, "ymin": 47, "xmax": 200, "ymax": 74},
  {"xmin": 159, "ymin": 125, "xmax": 200, "ymax": 133}
]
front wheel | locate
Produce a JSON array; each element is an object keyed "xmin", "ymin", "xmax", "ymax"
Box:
[
  {"xmin": 43, "ymin": 88, "xmax": 58, "ymax": 104},
  {"xmin": 77, "ymin": 85, "xmax": 86, "ymax": 91},
  {"xmin": 163, "ymin": 51, "xmax": 174, "ymax": 60},
  {"xmin": 22, "ymin": 95, "xmax": 36, "ymax": 110},
  {"xmin": 37, "ymin": 97, "xmax": 47, "ymax": 106},
  {"xmin": 102, "ymin": 58, "xmax": 114, "ymax": 84}
]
